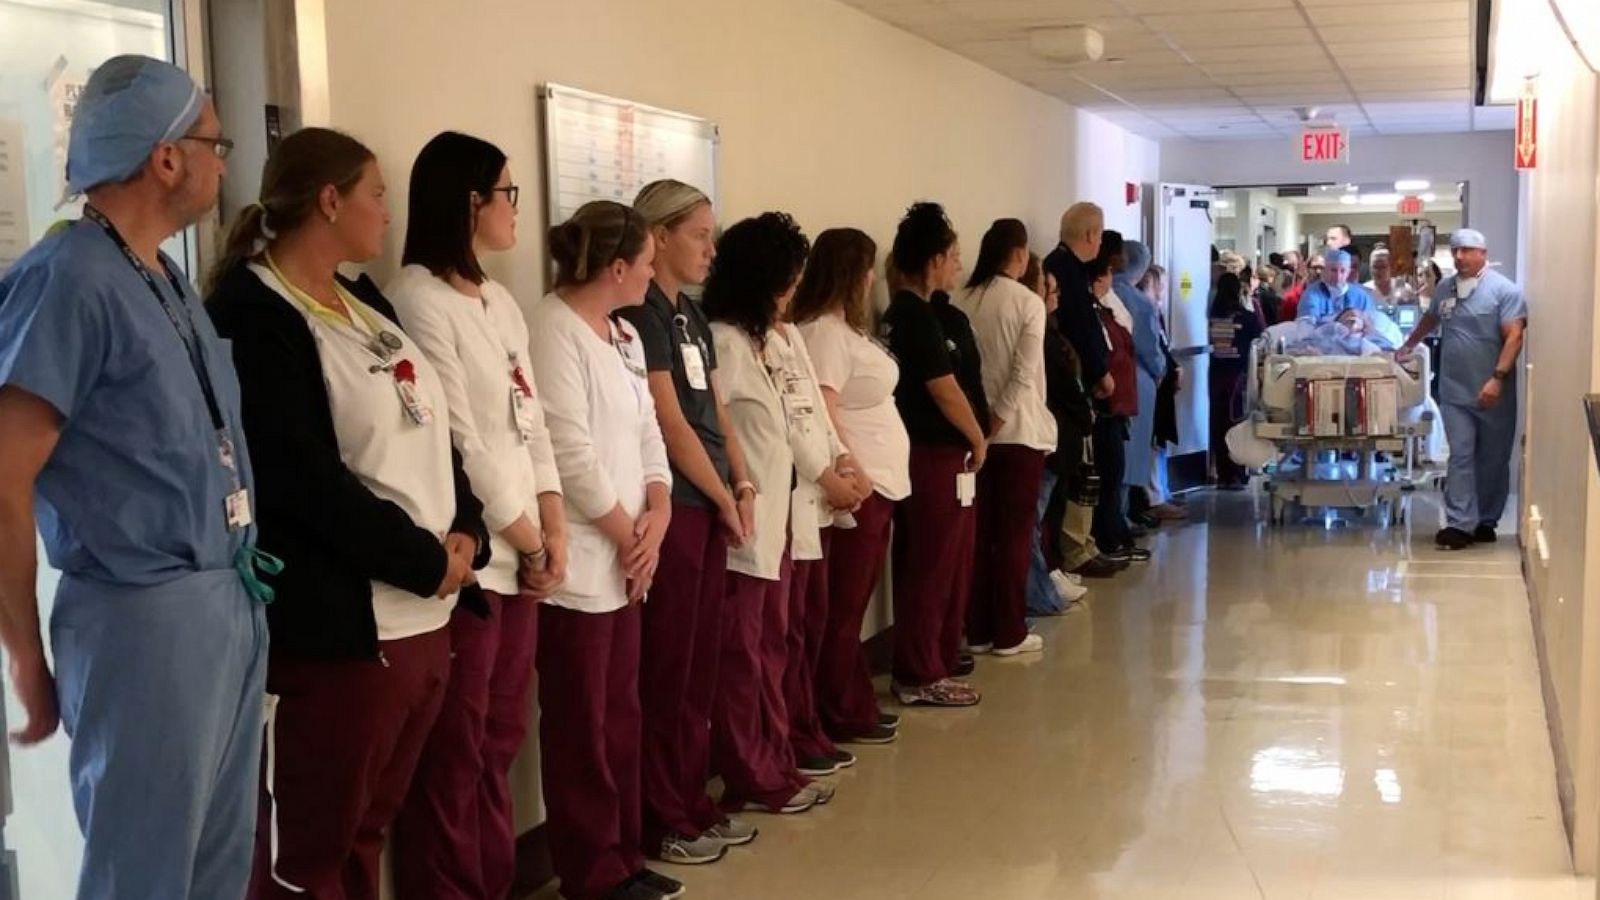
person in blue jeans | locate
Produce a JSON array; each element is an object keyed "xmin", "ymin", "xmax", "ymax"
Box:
[{"xmin": 1018, "ymin": 256, "xmax": 1094, "ymax": 616}]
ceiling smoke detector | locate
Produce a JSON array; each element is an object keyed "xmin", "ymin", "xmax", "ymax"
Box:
[{"xmin": 1028, "ymin": 26, "xmax": 1105, "ymax": 65}]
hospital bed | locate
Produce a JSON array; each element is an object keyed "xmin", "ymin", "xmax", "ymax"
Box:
[{"xmin": 1244, "ymin": 336, "xmax": 1434, "ymax": 526}]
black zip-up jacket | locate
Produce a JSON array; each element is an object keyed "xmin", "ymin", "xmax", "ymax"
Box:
[
  {"xmin": 208, "ymin": 264, "xmax": 490, "ymax": 660},
  {"xmin": 1044, "ymin": 244, "xmax": 1109, "ymax": 387}
]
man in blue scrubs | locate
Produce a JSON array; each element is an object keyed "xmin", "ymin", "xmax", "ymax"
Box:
[
  {"xmin": 0, "ymin": 56, "xmax": 269, "ymax": 898},
  {"xmin": 1297, "ymin": 247, "xmax": 1378, "ymax": 325},
  {"xmin": 1397, "ymin": 229, "xmax": 1528, "ymax": 550}
]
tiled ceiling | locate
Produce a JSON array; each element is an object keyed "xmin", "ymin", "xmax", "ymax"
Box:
[{"xmin": 840, "ymin": 0, "xmax": 1517, "ymax": 140}]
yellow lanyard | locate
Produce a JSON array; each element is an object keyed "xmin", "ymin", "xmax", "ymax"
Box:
[{"xmin": 263, "ymin": 252, "xmax": 388, "ymax": 343}]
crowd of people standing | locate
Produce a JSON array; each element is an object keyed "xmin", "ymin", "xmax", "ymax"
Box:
[{"xmin": 0, "ymin": 56, "xmax": 1196, "ymax": 900}]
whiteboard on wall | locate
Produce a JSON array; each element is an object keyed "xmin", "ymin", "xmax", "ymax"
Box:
[{"xmin": 539, "ymin": 83, "xmax": 718, "ymax": 228}]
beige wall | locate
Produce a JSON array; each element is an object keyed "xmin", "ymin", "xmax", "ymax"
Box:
[
  {"xmin": 304, "ymin": 0, "xmax": 1160, "ymax": 848},
  {"xmin": 1516, "ymin": 2, "xmax": 1600, "ymax": 874},
  {"xmin": 313, "ymin": 0, "xmax": 1159, "ymax": 309}
]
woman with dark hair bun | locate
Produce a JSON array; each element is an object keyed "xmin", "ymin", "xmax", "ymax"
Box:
[
  {"xmin": 526, "ymin": 200, "xmax": 684, "ymax": 900},
  {"xmin": 882, "ymin": 201, "xmax": 987, "ymax": 708},
  {"xmin": 386, "ymin": 131, "xmax": 568, "ymax": 900},
  {"xmin": 702, "ymin": 212, "xmax": 847, "ymax": 816}
]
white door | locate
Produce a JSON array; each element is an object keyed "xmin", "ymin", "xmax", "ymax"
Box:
[{"xmin": 1156, "ymin": 183, "xmax": 1218, "ymax": 460}]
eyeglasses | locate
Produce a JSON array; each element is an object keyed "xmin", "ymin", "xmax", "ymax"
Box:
[
  {"xmin": 490, "ymin": 185, "xmax": 520, "ymax": 209},
  {"xmin": 180, "ymin": 135, "xmax": 234, "ymax": 160}
]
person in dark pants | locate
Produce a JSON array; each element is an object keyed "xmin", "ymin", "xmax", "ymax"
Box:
[
  {"xmin": 882, "ymin": 202, "xmax": 988, "ymax": 708},
  {"xmin": 1208, "ymin": 271, "xmax": 1264, "ymax": 489},
  {"xmin": 205, "ymin": 128, "xmax": 490, "ymax": 900},
  {"xmin": 1085, "ymin": 252, "xmax": 1145, "ymax": 562},
  {"xmin": 955, "ymin": 220, "xmax": 1053, "ymax": 654},
  {"xmin": 617, "ymin": 180, "xmax": 760, "ymax": 865}
]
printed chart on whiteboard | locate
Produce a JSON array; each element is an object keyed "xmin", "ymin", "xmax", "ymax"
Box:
[{"xmin": 540, "ymin": 83, "xmax": 719, "ymax": 226}]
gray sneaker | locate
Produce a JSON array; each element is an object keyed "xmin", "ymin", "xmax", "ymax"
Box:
[
  {"xmin": 658, "ymin": 832, "xmax": 726, "ymax": 865},
  {"xmin": 703, "ymin": 817, "xmax": 758, "ymax": 846}
]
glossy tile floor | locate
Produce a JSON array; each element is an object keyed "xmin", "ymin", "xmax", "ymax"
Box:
[{"xmin": 672, "ymin": 490, "xmax": 1593, "ymax": 900}]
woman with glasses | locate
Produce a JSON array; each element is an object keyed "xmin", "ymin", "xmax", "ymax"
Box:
[
  {"xmin": 530, "ymin": 201, "xmax": 682, "ymax": 900},
  {"xmin": 617, "ymin": 180, "xmax": 760, "ymax": 865},
  {"xmin": 385, "ymin": 131, "xmax": 568, "ymax": 900},
  {"xmin": 205, "ymin": 127, "xmax": 487, "ymax": 900}
]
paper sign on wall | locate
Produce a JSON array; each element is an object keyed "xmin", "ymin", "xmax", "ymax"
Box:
[
  {"xmin": 1179, "ymin": 273, "xmax": 1193, "ymax": 300},
  {"xmin": 0, "ymin": 119, "xmax": 30, "ymax": 276}
]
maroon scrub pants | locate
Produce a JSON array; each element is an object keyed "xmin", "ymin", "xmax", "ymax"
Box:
[
  {"xmin": 968, "ymin": 445, "xmax": 1047, "ymax": 651},
  {"xmin": 537, "ymin": 602, "xmax": 645, "ymax": 900},
  {"xmin": 640, "ymin": 503, "xmax": 728, "ymax": 847},
  {"xmin": 817, "ymin": 493, "xmax": 894, "ymax": 739},
  {"xmin": 785, "ymin": 533, "xmax": 839, "ymax": 761},
  {"xmin": 394, "ymin": 591, "xmax": 539, "ymax": 900},
  {"xmin": 712, "ymin": 559, "xmax": 809, "ymax": 811},
  {"xmin": 251, "ymin": 627, "xmax": 450, "ymax": 900},
  {"xmin": 893, "ymin": 445, "xmax": 977, "ymax": 688}
]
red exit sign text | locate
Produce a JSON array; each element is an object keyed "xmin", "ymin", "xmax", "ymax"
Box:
[{"xmin": 1299, "ymin": 127, "xmax": 1348, "ymax": 164}]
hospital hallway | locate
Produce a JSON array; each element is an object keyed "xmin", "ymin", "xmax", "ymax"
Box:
[{"xmin": 667, "ymin": 493, "xmax": 1590, "ymax": 900}]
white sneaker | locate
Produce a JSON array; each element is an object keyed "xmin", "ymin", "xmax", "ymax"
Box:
[
  {"xmin": 993, "ymin": 633, "xmax": 1045, "ymax": 656},
  {"xmin": 964, "ymin": 641, "xmax": 994, "ymax": 654},
  {"xmin": 1050, "ymin": 570, "xmax": 1089, "ymax": 602},
  {"xmin": 1063, "ymin": 571, "xmax": 1084, "ymax": 585}
]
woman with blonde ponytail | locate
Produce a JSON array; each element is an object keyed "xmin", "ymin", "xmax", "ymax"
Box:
[
  {"xmin": 205, "ymin": 127, "xmax": 489, "ymax": 899},
  {"xmin": 526, "ymin": 201, "xmax": 685, "ymax": 900}
]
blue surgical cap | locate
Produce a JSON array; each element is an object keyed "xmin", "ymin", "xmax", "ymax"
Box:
[
  {"xmin": 1321, "ymin": 247, "xmax": 1351, "ymax": 266},
  {"xmin": 1449, "ymin": 228, "xmax": 1487, "ymax": 250},
  {"xmin": 1123, "ymin": 240, "xmax": 1151, "ymax": 283},
  {"xmin": 65, "ymin": 55, "xmax": 203, "ymax": 196}
]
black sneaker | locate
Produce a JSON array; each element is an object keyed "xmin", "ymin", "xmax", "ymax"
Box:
[
  {"xmin": 1132, "ymin": 511, "xmax": 1161, "ymax": 529},
  {"xmin": 608, "ymin": 875, "xmax": 670, "ymax": 900},
  {"xmin": 1128, "ymin": 523, "xmax": 1150, "ymax": 539},
  {"xmin": 797, "ymin": 754, "xmax": 841, "ymax": 776},
  {"xmin": 1107, "ymin": 546, "xmax": 1151, "ymax": 564},
  {"xmin": 1436, "ymin": 527, "xmax": 1474, "ymax": 550},
  {"xmin": 1474, "ymin": 525, "xmax": 1498, "ymax": 543},
  {"xmin": 829, "ymin": 748, "xmax": 858, "ymax": 768},
  {"xmin": 878, "ymin": 712, "xmax": 901, "ymax": 729},
  {"xmin": 952, "ymin": 653, "xmax": 976, "ymax": 677},
  {"xmin": 1071, "ymin": 556, "xmax": 1124, "ymax": 579},
  {"xmin": 839, "ymin": 724, "xmax": 897, "ymax": 745},
  {"xmin": 633, "ymin": 869, "xmax": 686, "ymax": 899}
]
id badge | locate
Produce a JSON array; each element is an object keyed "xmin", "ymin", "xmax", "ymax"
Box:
[
  {"xmin": 511, "ymin": 388, "xmax": 535, "ymax": 443},
  {"xmin": 1439, "ymin": 296, "xmax": 1458, "ymax": 320},
  {"xmin": 956, "ymin": 471, "xmax": 977, "ymax": 508},
  {"xmin": 781, "ymin": 377, "xmax": 816, "ymax": 425},
  {"xmin": 397, "ymin": 379, "xmax": 434, "ymax": 426},
  {"xmin": 225, "ymin": 488, "xmax": 253, "ymax": 531},
  {"xmin": 681, "ymin": 343, "xmax": 709, "ymax": 391}
]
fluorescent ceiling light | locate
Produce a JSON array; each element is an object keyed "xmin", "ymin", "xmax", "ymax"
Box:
[
  {"xmin": 1394, "ymin": 179, "xmax": 1430, "ymax": 191},
  {"xmin": 1421, "ymin": 192, "xmax": 1437, "ymax": 202},
  {"xmin": 1214, "ymin": 200, "xmax": 1232, "ymax": 209},
  {"xmin": 1359, "ymin": 193, "xmax": 1402, "ymax": 205},
  {"xmin": 1487, "ymin": 0, "xmax": 1555, "ymax": 104},
  {"xmin": 1339, "ymin": 195, "xmax": 1359, "ymax": 205}
]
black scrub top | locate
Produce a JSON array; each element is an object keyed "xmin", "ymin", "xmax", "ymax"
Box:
[
  {"xmin": 616, "ymin": 282, "xmax": 730, "ymax": 508},
  {"xmin": 881, "ymin": 289, "xmax": 985, "ymax": 448}
]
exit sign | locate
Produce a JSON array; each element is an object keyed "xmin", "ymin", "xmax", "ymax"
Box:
[
  {"xmin": 1398, "ymin": 195, "xmax": 1424, "ymax": 216},
  {"xmin": 1300, "ymin": 126, "xmax": 1349, "ymax": 164},
  {"xmin": 1515, "ymin": 90, "xmax": 1538, "ymax": 170}
]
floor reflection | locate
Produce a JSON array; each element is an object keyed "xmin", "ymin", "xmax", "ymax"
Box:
[{"xmin": 666, "ymin": 489, "xmax": 1585, "ymax": 899}]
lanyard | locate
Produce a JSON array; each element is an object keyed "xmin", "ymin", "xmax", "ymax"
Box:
[
  {"xmin": 263, "ymin": 253, "xmax": 398, "ymax": 365},
  {"xmin": 83, "ymin": 206, "xmax": 225, "ymax": 432}
]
